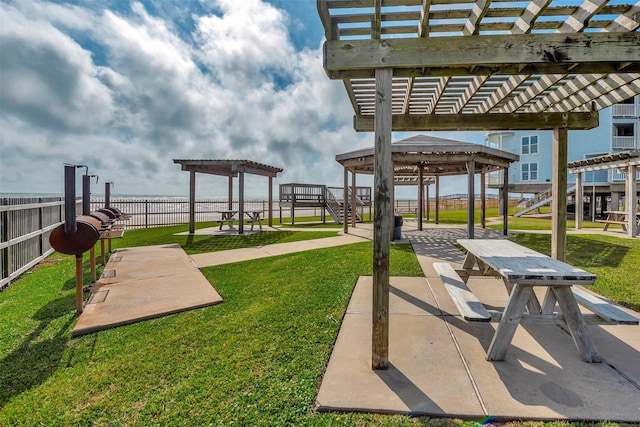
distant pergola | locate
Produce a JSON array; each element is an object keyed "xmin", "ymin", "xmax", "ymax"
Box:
[
  {"xmin": 569, "ymin": 150, "xmax": 639, "ymax": 237},
  {"xmin": 317, "ymin": 0, "xmax": 640, "ymax": 369},
  {"xmin": 336, "ymin": 135, "xmax": 519, "ymax": 237},
  {"xmin": 173, "ymin": 159, "xmax": 283, "ymax": 234}
]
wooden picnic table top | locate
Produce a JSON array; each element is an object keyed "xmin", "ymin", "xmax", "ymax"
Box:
[{"xmin": 457, "ymin": 239, "xmax": 596, "ymax": 286}]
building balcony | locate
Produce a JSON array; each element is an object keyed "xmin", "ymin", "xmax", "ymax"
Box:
[
  {"xmin": 612, "ymin": 104, "xmax": 637, "ymax": 118},
  {"xmin": 612, "ymin": 136, "xmax": 637, "ymax": 150}
]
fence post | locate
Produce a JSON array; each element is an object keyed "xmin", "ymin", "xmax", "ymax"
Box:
[
  {"xmin": 1, "ymin": 206, "xmax": 9, "ymax": 283},
  {"xmin": 145, "ymin": 200, "xmax": 149, "ymax": 229}
]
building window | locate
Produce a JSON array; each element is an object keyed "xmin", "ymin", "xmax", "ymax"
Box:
[
  {"xmin": 522, "ymin": 136, "xmax": 538, "ymax": 155},
  {"xmin": 522, "ymin": 162, "xmax": 538, "ymax": 181}
]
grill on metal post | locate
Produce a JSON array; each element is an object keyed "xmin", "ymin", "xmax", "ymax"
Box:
[{"xmin": 49, "ymin": 165, "xmax": 101, "ymax": 314}]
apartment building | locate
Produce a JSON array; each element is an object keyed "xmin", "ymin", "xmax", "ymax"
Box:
[{"xmin": 486, "ymin": 95, "xmax": 640, "ymax": 214}]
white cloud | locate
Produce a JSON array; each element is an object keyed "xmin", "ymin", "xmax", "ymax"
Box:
[{"xmin": 0, "ymin": 0, "xmax": 479, "ymax": 199}]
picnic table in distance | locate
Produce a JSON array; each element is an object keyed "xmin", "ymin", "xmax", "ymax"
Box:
[
  {"xmin": 598, "ymin": 210, "xmax": 640, "ymax": 231},
  {"xmin": 216, "ymin": 210, "xmax": 238, "ymax": 230}
]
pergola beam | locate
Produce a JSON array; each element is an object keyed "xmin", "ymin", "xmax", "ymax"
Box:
[
  {"xmin": 324, "ymin": 32, "xmax": 640, "ymax": 77},
  {"xmin": 354, "ymin": 111, "xmax": 599, "ymax": 131}
]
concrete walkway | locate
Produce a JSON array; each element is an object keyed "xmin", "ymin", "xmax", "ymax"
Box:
[
  {"xmin": 316, "ymin": 222, "xmax": 640, "ymax": 422},
  {"xmin": 190, "ymin": 234, "xmax": 368, "ymax": 268}
]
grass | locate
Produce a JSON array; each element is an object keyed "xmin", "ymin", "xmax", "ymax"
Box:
[
  {"xmin": 1, "ymin": 224, "xmax": 638, "ymax": 426},
  {"xmin": 109, "ymin": 222, "xmax": 341, "ymax": 254},
  {"xmin": 510, "ymin": 234, "xmax": 640, "ymax": 312},
  {"xmin": 1, "ymin": 226, "xmax": 438, "ymax": 426}
]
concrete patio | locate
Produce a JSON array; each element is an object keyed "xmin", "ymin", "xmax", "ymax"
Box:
[{"xmin": 315, "ymin": 222, "xmax": 640, "ymax": 422}]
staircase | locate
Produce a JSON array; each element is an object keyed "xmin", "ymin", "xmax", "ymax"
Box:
[
  {"xmin": 514, "ymin": 184, "xmax": 576, "ymax": 217},
  {"xmin": 325, "ymin": 187, "xmax": 362, "ymax": 224}
]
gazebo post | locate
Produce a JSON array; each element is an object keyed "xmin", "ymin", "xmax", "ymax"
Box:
[
  {"xmin": 372, "ymin": 67, "xmax": 392, "ymax": 370},
  {"xmin": 435, "ymin": 175, "xmax": 440, "ymax": 224},
  {"xmin": 189, "ymin": 170, "xmax": 196, "ymax": 234},
  {"xmin": 627, "ymin": 164, "xmax": 637, "ymax": 238},
  {"xmin": 552, "ymin": 128, "xmax": 568, "ymax": 261},
  {"xmin": 418, "ymin": 166, "xmax": 424, "ymax": 231},
  {"xmin": 228, "ymin": 176, "xmax": 233, "ymax": 211},
  {"xmin": 268, "ymin": 176, "xmax": 273, "ymax": 227},
  {"xmin": 576, "ymin": 172, "xmax": 583, "ymax": 230},
  {"xmin": 502, "ymin": 166, "xmax": 509, "ymax": 236},
  {"xmin": 351, "ymin": 170, "xmax": 357, "ymax": 228},
  {"xmin": 480, "ymin": 170, "xmax": 486, "ymax": 229},
  {"xmin": 426, "ymin": 181, "xmax": 430, "ymax": 221},
  {"xmin": 239, "ymin": 172, "xmax": 245, "ymax": 235},
  {"xmin": 467, "ymin": 160, "xmax": 475, "ymax": 239},
  {"xmin": 343, "ymin": 167, "xmax": 349, "ymax": 233}
]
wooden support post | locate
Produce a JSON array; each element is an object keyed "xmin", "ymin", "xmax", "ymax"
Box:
[
  {"xmin": 435, "ymin": 175, "xmax": 440, "ymax": 224},
  {"xmin": 268, "ymin": 176, "xmax": 273, "ymax": 227},
  {"xmin": 552, "ymin": 128, "xmax": 568, "ymax": 261},
  {"xmin": 467, "ymin": 160, "xmax": 475, "ymax": 239},
  {"xmin": 189, "ymin": 170, "xmax": 196, "ymax": 234},
  {"xmin": 239, "ymin": 172, "xmax": 245, "ymax": 234},
  {"xmin": 418, "ymin": 166, "xmax": 424, "ymax": 231},
  {"xmin": 90, "ymin": 247, "xmax": 96, "ymax": 283},
  {"xmin": 503, "ymin": 166, "xmax": 509, "ymax": 236},
  {"xmin": 480, "ymin": 171, "xmax": 486, "ymax": 229},
  {"xmin": 627, "ymin": 165, "xmax": 637, "ymax": 238},
  {"xmin": 228, "ymin": 176, "xmax": 233, "ymax": 211},
  {"xmin": 425, "ymin": 181, "xmax": 430, "ymax": 221},
  {"xmin": 576, "ymin": 172, "xmax": 583, "ymax": 230},
  {"xmin": 351, "ymin": 169, "xmax": 357, "ymax": 228},
  {"xmin": 343, "ymin": 167, "xmax": 349, "ymax": 233},
  {"xmin": 372, "ymin": 68, "xmax": 392, "ymax": 370},
  {"xmin": 75, "ymin": 255, "xmax": 83, "ymax": 314}
]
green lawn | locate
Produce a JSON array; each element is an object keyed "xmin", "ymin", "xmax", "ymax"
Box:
[
  {"xmin": 511, "ymin": 234, "xmax": 640, "ymax": 312},
  {"xmin": 1, "ymin": 224, "xmax": 638, "ymax": 426}
]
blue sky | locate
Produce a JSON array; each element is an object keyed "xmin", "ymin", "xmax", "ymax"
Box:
[{"xmin": 0, "ymin": 0, "xmax": 483, "ymax": 198}]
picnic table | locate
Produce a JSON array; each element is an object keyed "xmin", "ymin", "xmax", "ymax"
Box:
[
  {"xmin": 244, "ymin": 211, "xmax": 263, "ymax": 231},
  {"xmin": 598, "ymin": 210, "xmax": 640, "ymax": 232},
  {"xmin": 456, "ymin": 239, "xmax": 601, "ymax": 363},
  {"xmin": 216, "ymin": 210, "xmax": 238, "ymax": 230}
]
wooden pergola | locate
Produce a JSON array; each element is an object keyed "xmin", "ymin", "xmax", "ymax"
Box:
[
  {"xmin": 336, "ymin": 135, "xmax": 519, "ymax": 235},
  {"xmin": 317, "ymin": 0, "xmax": 640, "ymax": 369},
  {"xmin": 569, "ymin": 150, "xmax": 639, "ymax": 237},
  {"xmin": 173, "ymin": 159, "xmax": 283, "ymax": 234}
]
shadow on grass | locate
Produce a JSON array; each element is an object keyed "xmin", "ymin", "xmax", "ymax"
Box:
[
  {"xmin": 0, "ymin": 295, "xmax": 75, "ymax": 407},
  {"xmin": 183, "ymin": 231, "xmax": 298, "ymax": 253}
]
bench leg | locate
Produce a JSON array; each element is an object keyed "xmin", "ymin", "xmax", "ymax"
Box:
[
  {"xmin": 487, "ymin": 284, "xmax": 533, "ymax": 361},
  {"xmin": 552, "ymin": 287, "xmax": 601, "ymax": 363}
]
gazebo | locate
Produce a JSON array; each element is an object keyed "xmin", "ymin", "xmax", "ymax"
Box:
[
  {"xmin": 569, "ymin": 150, "xmax": 639, "ymax": 237},
  {"xmin": 317, "ymin": 0, "xmax": 640, "ymax": 369},
  {"xmin": 336, "ymin": 135, "xmax": 519, "ymax": 237},
  {"xmin": 173, "ymin": 159, "xmax": 283, "ymax": 234}
]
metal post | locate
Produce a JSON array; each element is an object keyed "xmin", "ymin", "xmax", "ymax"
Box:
[{"xmin": 64, "ymin": 165, "xmax": 76, "ymax": 236}]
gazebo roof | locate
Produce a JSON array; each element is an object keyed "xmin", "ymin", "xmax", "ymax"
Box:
[
  {"xmin": 318, "ymin": 0, "xmax": 640, "ymax": 132},
  {"xmin": 173, "ymin": 159, "xmax": 283, "ymax": 178},
  {"xmin": 336, "ymin": 135, "xmax": 519, "ymax": 175},
  {"xmin": 568, "ymin": 150, "xmax": 640, "ymax": 172}
]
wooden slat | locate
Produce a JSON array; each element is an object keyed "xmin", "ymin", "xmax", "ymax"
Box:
[
  {"xmin": 433, "ymin": 262, "xmax": 491, "ymax": 321},
  {"xmin": 572, "ymin": 287, "xmax": 639, "ymax": 325},
  {"xmin": 353, "ymin": 111, "xmax": 599, "ymax": 131}
]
